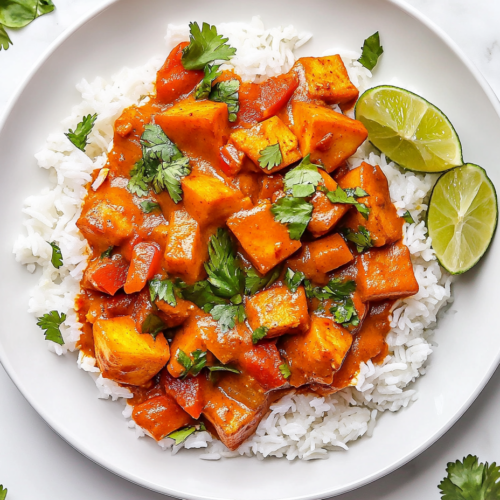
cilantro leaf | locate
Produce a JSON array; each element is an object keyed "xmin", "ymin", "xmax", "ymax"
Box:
[
  {"xmin": 330, "ymin": 297, "xmax": 360, "ymax": 328},
  {"xmin": 48, "ymin": 241, "xmax": 63, "ymax": 269},
  {"xmin": 284, "ymin": 154, "xmax": 323, "ymax": 197},
  {"xmin": 149, "ymin": 279, "xmax": 177, "ymax": 307},
  {"xmin": 127, "ymin": 160, "xmax": 150, "ymax": 197},
  {"xmin": 100, "ymin": 246, "xmax": 113, "ymax": 259},
  {"xmin": 271, "ymin": 197, "xmax": 314, "ymax": 240},
  {"xmin": 403, "ymin": 210, "xmax": 415, "ymax": 224},
  {"xmin": 342, "ymin": 226, "xmax": 374, "ymax": 253},
  {"xmin": 252, "ymin": 325, "xmax": 269, "ymax": 344},
  {"xmin": 36, "ymin": 310, "xmax": 66, "ymax": 345},
  {"xmin": 0, "ymin": 24, "xmax": 12, "ymax": 51},
  {"xmin": 196, "ymin": 63, "xmax": 222, "ymax": 100},
  {"xmin": 209, "ymin": 79, "xmax": 240, "ymax": 122},
  {"xmin": 176, "ymin": 348, "xmax": 207, "ymax": 379},
  {"xmin": 245, "ymin": 265, "xmax": 282, "ymax": 295},
  {"xmin": 167, "ymin": 422, "xmax": 206, "ymax": 445},
  {"xmin": 0, "ymin": 484, "xmax": 7, "ymax": 500},
  {"xmin": 0, "ymin": 0, "xmax": 55, "ymax": 29},
  {"xmin": 320, "ymin": 185, "xmax": 370, "ymax": 219},
  {"xmin": 65, "ymin": 114, "xmax": 97, "ymax": 152},
  {"xmin": 141, "ymin": 123, "xmax": 182, "ymax": 166},
  {"xmin": 322, "ymin": 278, "xmax": 356, "ymax": 301},
  {"xmin": 284, "ymin": 268, "xmax": 305, "ymax": 293},
  {"xmin": 152, "ymin": 157, "xmax": 191, "ymax": 203},
  {"xmin": 439, "ymin": 455, "xmax": 500, "ymax": 500},
  {"xmin": 140, "ymin": 200, "xmax": 160, "ymax": 213},
  {"xmin": 279, "ymin": 363, "xmax": 291, "ymax": 379},
  {"xmin": 210, "ymin": 304, "xmax": 246, "ymax": 333},
  {"xmin": 258, "ymin": 143, "xmax": 282, "ymax": 171},
  {"xmin": 358, "ymin": 31, "xmax": 384, "ymax": 71},
  {"xmin": 207, "ymin": 365, "xmax": 240, "ymax": 374},
  {"xmin": 181, "ymin": 22, "xmax": 236, "ymax": 71},
  {"xmin": 141, "ymin": 314, "xmax": 167, "ymax": 340},
  {"xmin": 180, "ymin": 280, "xmax": 227, "ymax": 309}
]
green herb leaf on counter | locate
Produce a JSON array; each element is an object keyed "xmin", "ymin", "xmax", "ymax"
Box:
[
  {"xmin": 210, "ymin": 303, "xmax": 246, "ymax": 332},
  {"xmin": 149, "ymin": 279, "xmax": 177, "ymax": 307},
  {"xmin": 140, "ymin": 200, "xmax": 160, "ymax": 213},
  {"xmin": 245, "ymin": 265, "xmax": 282, "ymax": 296},
  {"xmin": 177, "ymin": 349, "xmax": 208, "ymax": 379},
  {"xmin": 284, "ymin": 154, "xmax": 323, "ymax": 197},
  {"xmin": 0, "ymin": 24, "xmax": 12, "ymax": 51},
  {"xmin": 252, "ymin": 325, "xmax": 269, "ymax": 344},
  {"xmin": 342, "ymin": 226, "xmax": 373, "ymax": 253},
  {"xmin": 279, "ymin": 363, "xmax": 291, "ymax": 379},
  {"xmin": 0, "ymin": 0, "xmax": 55, "ymax": 29},
  {"xmin": 181, "ymin": 22, "xmax": 236, "ymax": 71},
  {"xmin": 319, "ymin": 185, "xmax": 370, "ymax": 219},
  {"xmin": 100, "ymin": 246, "xmax": 114, "ymax": 259},
  {"xmin": 0, "ymin": 484, "xmax": 7, "ymax": 500},
  {"xmin": 271, "ymin": 196, "xmax": 314, "ymax": 240},
  {"xmin": 65, "ymin": 114, "xmax": 97, "ymax": 152},
  {"xmin": 141, "ymin": 314, "xmax": 167, "ymax": 340},
  {"xmin": 196, "ymin": 63, "xmax": 222, "ymax": 100},
  {"xmin": 330, "ymin": 298, "xmax": 359, "ymax": 328},
  {"xmin": 48, "ymin": 241, "xmax": 63, "ymax": 269},
  {"xmin": 36, "ymin": 310, "xmax": 66, "ymax": 346},
  {"xmin": 438, "ymin": 455, "xmax": 500, "ymax": 500},
  {"xmin": 284, "ymin": 268, "xmax": 305, "ymax": 293},
  {"xmin": 402, "ymin": 210, "xmax": 415, "ymax": 224},
  {"xmin": 258, "ymin": 143, "xmax": 282, "ymax": 171},
  {"xmin": 358, "ymin": 31, "xmax": 383, "ymax": 71},
  {"xmin": 209, "ymin": 79, "xmax": 240, "ymax": 122},
  {"xmin": 167, "ymin": 423, "xmax": 207, "ymax": 445}
]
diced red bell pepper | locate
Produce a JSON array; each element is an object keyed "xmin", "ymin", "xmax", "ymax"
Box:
[
  {"xmin": 82, "ymin": 255, "xmax": 129, "ymax": 296},
  {"xmin": 132, "ymin": 287, "xmax": 155, "ymax": 334},
  {"xmin": 240, "ymin": 342, "xmax": 287, "ymax": 391},
  {"xmin": 124, "ymin": 242, "xmax": 161, "ymax": 294},
  {"xmin": 156, "ymin": 42, "xmax": 204, "ymax": 104},
  {"xmin": 160, "ymin": 369, "xmax": 206, "ymax": 419},
  {"xmin": 132, "ymin": 394, "xmax": 195, "ymax": 441},
  {"xmin": 220, "ymin": 143, "xmax": 245, "ymax": 176}
]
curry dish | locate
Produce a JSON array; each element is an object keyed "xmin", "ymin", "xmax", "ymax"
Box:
[{"xmin": 75, "ymin": 40, "xmax": 419, "ymax": 451}]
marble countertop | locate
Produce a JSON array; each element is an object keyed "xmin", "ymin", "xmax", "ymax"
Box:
[{"xmin": 1, "ymin": 0, "xmax": 499, "ymax": 498}]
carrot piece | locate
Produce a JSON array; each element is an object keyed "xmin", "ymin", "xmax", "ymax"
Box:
[
  {"xmin": 82, "ymin": 255, "xmax": 129, "ymax": 296},
  {"xmin": 160, "ymin": 369, "xmax": 206, "ymax": 419},
  {"xmin": 124, "ymin": 242, "xmax": 161, "ymax": 294}
]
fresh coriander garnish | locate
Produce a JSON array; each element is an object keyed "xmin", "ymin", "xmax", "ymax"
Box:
[
  {"xmin": 438, "ymin": 455, "xmax": 500, "ymax": 500},
  {"xmin": 100, "ymin": 246, "xmax": 113, "ymax": 259},
  {"xmin": 140, "ymin": 200, "xmax": 160, "ymax": 213},
  {"xmin": 210, "ymin": 303, "xmax": 246, "ymax": 332},
  {"xmin": 196, "ymin": 63, "xmax": 222, "ymax": 100},
  {"xmin": 341, "ymin": 226, "xmax": 373, "ymax": 253},
  {"xmin": 0, "ymin": 25, "xmax": 12, "ymax": 51},
  {"xmin": 330, "ymin": 297, "xmax": 359, "ymax": 328},
  {"xmin": 244, "ymin": 265, "xmax": 282, "ymax": 296},
  {"xmin": 181, "ymin": 280, "xmax": 227, "ymax": 309},
  {"xmin": 149, "ymin": 279, "xmax": 177, "ymax": 307},
  {"xmin": 284, "ymin": 268, "xmax": 305, "ymax": 293},
  {"xmin": 279, "ymin": 363, "xmax": 291, "ymax": 379},
  {"xmin": 252, "ymin": 325, "xmax": 269, "ymax": 344},
  {"xmin": 181, "ymin": 22, "xmax": 236, "ymax": 71},
  {"xmin": 167, "ymin": 422, "xmax": 206, "ymax": 445},
  {"xmin": 258, "ymin": 143, "xmax": 282, "ymax": 171},
  {"xmin": 141, "ymin": 314, "xmax": 167, "ymax": 340},
  {"xmin": 271, "ymin": 196, "xmax": 314, "ymax": 240},
  {"xmin": 176, "ymin": 349, "xmax": 207, "ymax": 379},
  {"xmin": 65, "ymin": 114, "xmax": 97, "ymax": 152},
  {"xmin": 48, "ymin": 241, "xmax": 63, "ymax": 269},
  {"xmin": 0, "ymin": 484, "xmax": 7, "ymax": 500},
  {"xmin": 284, "ymin": 154, "xmax": 323, "ymax": 197},
  {"xmin": 319, "ymin": 185, "xmax": 370, "ymax": 219},
  {"xmin": 402, "ymin": 210, "xmax": 415, "ymax": 224},
  {"xmin": 358, "ymin": 31, "xmax": 383, "ymax": 71},
  {"xmin": 209, "ymin": 79, "xmax": 240, "ymax": 122},
  {"xmin": 321, "ymin": 278, "xmax": 356, "ymax": 301},
  {"xmin": 207, "ymin": 365, "xmax": 240, "ymax": 374},
  {"xmin": 36, "ymin": 311, "xmax": 66, "ymax": 346}
]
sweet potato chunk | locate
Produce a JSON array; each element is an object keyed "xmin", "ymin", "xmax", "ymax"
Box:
[
  {"xmin": 155, "ymin": 100, "xmax": 230, "ymax": 166},
  {"xmin": 182, "ymin": 173, "xmax": 247, "ymax": 227},
  {"xmin": 82, "ymin": 255, "xmax": 129, "ymax": 296},
  {"xmin": 245, "ymin": 284, "xmax": 309, "ymax": 338},
  {"xmin": 132, "ymin": 395, "xmax": 194, "ymax": 441},
  {"xmin": 164, "ymin": 209, "xmax": 205, "ymax": 284},
  {"xmin": 94, "ymin": 316, "xmax": 170, "ymax": 386},
  {"xmin": 296, "ymin": 55, "xmax": 359, "ymax": 105},
  {"xmin": 287, "ymin": 233, "xmax": 353, "ymax": 284},
  {"xmin": 258, "ymin": 174, "xmax": 284, "ymax": 202},
  {"xmin": 356, "ymin": 240, "xmax": 419, "ymax": 302},
  {"xmin": 160, "ymin": 369, "xmax": 206, "ymax": 419},
  {"xmin": 229, "ymin": 116, "xmax": 302, "ymax": 174},
  {"xmin": 339, "ymin": 162, "xmax": 403, "ymax": 246},
  {"xmin": 156, "ymin": 297, "xmax": 195, "ymax": 329},
  {"xmin": 281, "ymin": 315, "xmax": 352, "ymax": 387},
  {"xmin": 227, "ymin": 202, "xmax": 301, "ymax": 274},
  {"xmin": 292, "ymin": 101, "xmax": 367, "ymax": 172}
]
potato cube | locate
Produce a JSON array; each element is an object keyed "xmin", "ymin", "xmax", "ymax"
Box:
[
  {"xmin": 227, "ymin": 202, "xmax": 302, "ymax": 274},
  {"xmin": 292, "ymin": 101, "xmax": 368, "ymax": 172},
  {"xmin": 245, "ymin": 284, "xmax": 310, "ymax": 338},
  {"xmin": 156, "ymin": 297, "xmax": 195, "ymax": 329},
  {"xmin": 281, "ymin": 315, "xmax": 352, "ymax": 387},
  {"xmin": 356, "ymin": 240, "xmax": 419, "ymax": 301},
  {"xmin": 182, "ymin": 172, "xmax": 246, "ymax": 227},
  {"xmin": 258, "ymin": 174, "xmax": 284, "ymax": 201},
  {"xmin": 155, "ymin": 100, "xmax": 230, "ymax": 166},
  {"xmin": 93, "ymin": 316, "xmax": 170, "ymax": 386},
  {"xmin": 164, "ymin": 209, "xmax": 206, "ymax": 284},
  {"xmin": 339, "ymin": 162, "xmax": 403, "ymax": 246},
  {"xmin": 229, "ymin": 116, "xmax": 302, "ymax": 174},
  {"xmin": 296, "ymin": 55, "xmax": 359, "ymax": 105}
]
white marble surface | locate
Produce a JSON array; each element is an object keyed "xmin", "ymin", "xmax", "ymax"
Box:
[{"xmin": 1, "ymin": 0, "xmax": 499, "ymax": 498}]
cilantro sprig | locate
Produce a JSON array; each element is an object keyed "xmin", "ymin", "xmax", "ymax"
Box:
[
  {"xmin": 36, "ymin": 311, "xmax": 66, "ymax": 346},
  {"xmin": 209, "ymin": 79, "xmax": 240, "ymax": 122},
  {"xmin": 284, "ymin": 154, "xmax": 323, "ymax": 197},
  {"xmin": 65, "ymin": 114, "xmax": 97, "ymax": 152},
  {"xmin": 100, "ymin": 246, "xmax": 113, "ymax": 259},
  {"xmin": 167, "ymin": 422, "xmax": 206, "ymax": 445},
  {"xmin": 141, "ymin": 314, "xmax": 167, "ymax": 340},
  {"xmin": 48, "ymin": 241, "xmax": 63, "ymax": 269},
  {"xmin": 0, "ymin": 484, "xmax": 7, "ymax": 500},
  {"xmin": 252, "ymin": 325, "xmax": 269, "ymax": 344},
  {"xmin": 140, "ymin": 200, "xmax": 160, "ymax": 213},
  {"xmin": 196, "ymin": 63, "xmax": 222, "ymax": 100},
  {"xmin": 149, "ymin": 279, "xmax": 177, "ymax": 307},
  {"xmin": 0, "ymin": 25, "xmax": 12, "ymax": 51},
  {"xmin": 181, "ymin": 22, "xmax": 236, "ymax": 71},
  {"xmin": 402, "ymin": 210, "xmax": 415, "ymax": 224},
  {"xmin": 271, "ymin": 196, "xmax": 313, "ymax": 240},
  {"xmin": 245, "ymin": 265, "xmax": 282, "ymax": 296},
  {"xmin": 258, "ymin": 143, "xmax": 282, "ymax": 171},
  {"xmin": 358, "ymin": 32, "xmax": 384, "ymax": 71},
  {"xmin": 176, "ymin": 349, "xmax": 207, "ymax": 379},
  {"xmin": 319, "ymin": 185, "xmax": 370, "ymax": 219},
  {"xmin": 284, "ymin": 268, "xmax": 306, "ymax": 293},
  {"xmin": 341, "ymin": 226, "xmax": 374, "ymax": 253},
  {"xmin": 279, "ymin": 363, "xmax": 291, "ymax": 379}
]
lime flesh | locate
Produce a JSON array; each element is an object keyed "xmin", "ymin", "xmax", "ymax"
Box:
[
  {"xmin": 355, "ymin": 86, "xmax": 463, "ymax": 173},
  {"xmin": 427, "ymin": 164, "xmax": 497, "ymax": 274}
]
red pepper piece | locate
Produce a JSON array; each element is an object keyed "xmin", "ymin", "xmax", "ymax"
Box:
[
  {"xmin": 160, "ymin": 369, "xmax": 206, "ymax": 419},
  {"xmin": 82, "ymin": 255, "xmax": 129, "ymax": 296},
  {"xmin": 124, "ymin": 242, "xmax": 161, "ymax": 294},
  {"xmin": 240, "ymin": 342, "xmax": 287, "ymax": 391}
]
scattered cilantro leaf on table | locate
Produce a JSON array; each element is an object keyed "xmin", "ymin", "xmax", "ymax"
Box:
[
  {"xmin": 176, "ymin": 349, "xmax": 207, "ymax": 379},
  {"xmin": 140, "ymin": 200, "xmax": 160, "ymax": 213},
  {"xmin": 402, "ymin": 210, "xmax": 415, "ymax": 224},
  {"xmin": 252, "ymin": 325, "xmax": 269, "ymax": 344},
  {"xmin": 358, "ymin": 31, "xmax": 384, "ymax": 71},
  {"xmin": 0, "ymin": 0, "xmax": 55, "ymax": 28},
  {"xmin": 196, "ymin": 63, "xmax": 222, "ymax": 99},
  {"xmin": 209, "ymin": 79, "xmax": 240, "ymax": 122},
  {"xmin": 36, "ymin": 310, "xmax": 66, "ymax": 345},
  {"xmin": 341, "ymin": 226, "xmax": 373, "ymax": 253},
  {"xmin": 0, "ymin": 24, "xmax": 12, "ymax": 51},
  {"xmin": 284, "ymin": 268, "xmax": 305, "ymax": 293},
  {"xmin": 141, "ymin": 314, "xmax": 167, "ymax": 340},
  {"xmin": 149, "ymin": 278, "xmax": 177, "ymax": 307},
  {"xmin": 245, "ymin": 265, "xmax": 282, "ymax": 296},
  {"xmin": 319, "ymin": 185, "xmax": 370, "ymax": 219},
  {"xmin": 48, "ymin": 241, "xmax": 63, "ymax": 269},
  {"xmin": 279, "ymin": 363, "xmax": 291, "ymax": 379},
  {"xmin": 0, "ymin": 484, "xmax": 7, "ymax": 500},
  {"xmin": 258, "ymin": 143, "xmax": 282, "ymax": 171},
  {"xmin": 167, "ymin": 423, "xmax": 206, "ymax": 445},
  {"xmin": 271, "ymin": 196, "xmax": 313, "ymax": 240},
  {"xmin": 65, "ymin": 114, "xmax": 97, "ymax": 152},
  {"xmin": 181, "ymin": 22, "xmax": 236, "ymax": 71},
  {"xmin": 284, "ymin": 154, "xmax": 323, "ymax": 197}
]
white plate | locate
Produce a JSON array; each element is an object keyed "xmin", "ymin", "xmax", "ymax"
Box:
[{"xmin": 1, "ymin": 0, "xmax": 499, "ymax": 498}]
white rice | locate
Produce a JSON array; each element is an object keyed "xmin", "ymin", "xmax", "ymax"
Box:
[{"xmin": 14, "ymin": 17, "xmax": 453, "ymax": 459}]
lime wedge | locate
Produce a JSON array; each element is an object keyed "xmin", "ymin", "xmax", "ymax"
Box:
[
  {"xmin": 355, "ymin": 85, "xmax": 463, "ymax": 173},
  {"xmin": 427, "ymin": 164, "xmax": 497, "ymax": 274}
]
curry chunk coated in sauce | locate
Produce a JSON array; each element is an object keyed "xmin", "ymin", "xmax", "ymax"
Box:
[{"xmin": 75, "ymin": 42, "xmax": 419, "ymax": 450}]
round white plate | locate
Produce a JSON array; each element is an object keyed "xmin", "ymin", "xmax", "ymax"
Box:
[{"xmin": 1, "ymin": 0, "xmax": 499, "ymax": 498}]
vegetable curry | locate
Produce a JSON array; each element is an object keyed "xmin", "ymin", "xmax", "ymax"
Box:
[{"xmin": 75, "ymin": 29, "xmax": 419, "ymax": 450}]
